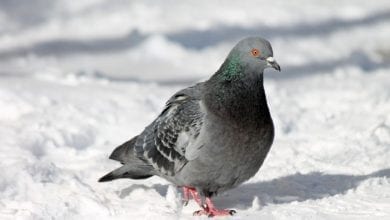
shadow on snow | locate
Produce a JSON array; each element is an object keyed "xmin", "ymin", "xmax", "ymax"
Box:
[
  {"xmin": 117, "ymin": 168, "xmax": 390, "ymax": 210},
  {"xmin": 215, "ymin": 168, "xmax": 390, "ymax": 209}
]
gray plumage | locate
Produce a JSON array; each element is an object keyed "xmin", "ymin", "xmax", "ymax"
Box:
[{"xmin": 99, "ymin": 36, "xmax": 280, "ymax": 198}]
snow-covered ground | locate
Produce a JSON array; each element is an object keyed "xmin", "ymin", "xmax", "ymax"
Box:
[{"xmin": 1, "ymin": 0, "xmax": 390, "ymax": 219}]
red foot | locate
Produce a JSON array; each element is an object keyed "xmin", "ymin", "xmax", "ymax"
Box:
[
  {"xmin": 193, "ymin": 198, "xmax": 236, "ymax": 217},
  {"xmin": 193, "ymin": 208, "xmax": 236, "ymax": 217},
  {"xmin": 182, "ymin": 187, "xmax": 236, "ymax": 217},
  {"xmin": 182, "ymin": 186, "xmax": 202, "ymax": 206}
]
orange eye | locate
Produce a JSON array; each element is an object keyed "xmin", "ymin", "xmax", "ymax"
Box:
[{"xmin": 251, "ymin": 48, "xmax": 261, "ymax": 57}]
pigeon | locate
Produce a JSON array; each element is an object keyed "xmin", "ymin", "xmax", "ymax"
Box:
[{"xmin": 99, "ymin": 36, "xmax": 280, "ymax": 217}]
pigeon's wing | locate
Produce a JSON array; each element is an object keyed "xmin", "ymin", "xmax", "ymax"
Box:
[{"xmin": 134, "ymin": 83, "xmax": 205, "ymax": 176}]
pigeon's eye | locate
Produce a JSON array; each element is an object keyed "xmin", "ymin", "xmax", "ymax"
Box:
[{"xmin": 251, "ymin": 48, "xmax": 261, "ymax": 57}]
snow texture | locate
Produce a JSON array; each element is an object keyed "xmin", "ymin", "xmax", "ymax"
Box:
[{"xmin": 1, "ymin": 0, "xmax": 390, "ymax": 219}]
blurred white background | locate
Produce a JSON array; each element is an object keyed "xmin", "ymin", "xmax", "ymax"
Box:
[{"xmin": 1, "ymin": 0, "xmax": 389, "ymax": 82}]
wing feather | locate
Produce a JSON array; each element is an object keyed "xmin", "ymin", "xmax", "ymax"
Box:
[{"xmin": 135, "ymin": 83, "xmax": 205, "ymax": 176}]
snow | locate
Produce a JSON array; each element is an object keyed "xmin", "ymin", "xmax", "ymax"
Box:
[{"xmin": 1, "ymin": 0, "xmax": 390, "ymax": 219}]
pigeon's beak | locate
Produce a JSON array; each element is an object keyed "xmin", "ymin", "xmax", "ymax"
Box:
[{"xmin": 266, "ymin": 57, "xmax": 281, "ymax": 72}]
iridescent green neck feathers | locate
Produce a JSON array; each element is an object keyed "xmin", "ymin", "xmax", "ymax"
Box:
[{"xmin": 218, "ymin": 53, "xmax": 243, "ymax": 81}]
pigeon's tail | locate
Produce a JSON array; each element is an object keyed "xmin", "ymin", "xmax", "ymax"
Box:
[
  {"xmin": 109, "ymin": 136, "xmax": 139, "ymax": 164},
  {"xmin": 98, "ymin": 136, "xmax": 154, "ymax": 182},
  {"xmin": 98, "ymin": 164, "xmax": 153, "ymax": 182}
]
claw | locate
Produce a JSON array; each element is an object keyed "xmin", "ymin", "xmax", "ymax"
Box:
[
  {"xmin": 229, "ymin": 210, "xmax": 237, "ymax": 215},
  {"xmin": 193, "ymin": 209, "xmax": 236, "ymax": 217},
  {"xmin": 193, "ymin": 210, "xmax": 206, "ymax": 216}
]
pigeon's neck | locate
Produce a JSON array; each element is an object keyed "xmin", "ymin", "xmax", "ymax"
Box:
[
  {"xmin": 215, "ymin": 53, "xmax": 264, "ymax": 80},
  {"xmin": 203, "ymin": 70, "xmax": 271, "ymax": 128},
  {"xmin": 217, "ymin": 53, "xmax": 243, "ymax": 81}
]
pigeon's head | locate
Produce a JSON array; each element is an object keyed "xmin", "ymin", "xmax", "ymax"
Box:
[
  {"xmin": 220, "ymin": 37, "xmax": 280, "ymax": 79},
  {"xmin": 233, "ymin": 37, "xmax": 280, "ymax": 72}
]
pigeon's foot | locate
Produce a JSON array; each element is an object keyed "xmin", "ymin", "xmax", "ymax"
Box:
[
  {"xmin": 193, "ymin": 197, "xmax": 236, "ymax": 217},
  {"xmin": 182, "ymin": 186, "xmax": 202, "ymax": 206},
  {"xmin": 182, "ymin": 187, "xmax": 236, "ymax": 217},
  {"xmin": 193, "ymin": 209, "xmax": 236, "ymax": 217}
]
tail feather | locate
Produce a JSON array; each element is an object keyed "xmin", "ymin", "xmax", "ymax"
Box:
[
  {"xmin": 98, "ymin": 171, "xmax": 117, "ymax": 182},
  {"xmin": 98, "ymin": 165, "xmax": 153, "ymax": 182},
  {"xmin": 109, "ymin": 136, "xmax": 138, "ymax": 164},
  {"xmin": 99, "ymin": 135, "xmax": 154, "ymax": 182}
]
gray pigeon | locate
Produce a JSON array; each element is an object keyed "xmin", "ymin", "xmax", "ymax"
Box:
[{"xmin": 99, "ymin": 36, "xmax": 281, "ymax": 217}]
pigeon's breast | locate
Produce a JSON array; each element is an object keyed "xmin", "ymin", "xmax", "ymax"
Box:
[{"xmin": 175, "ymin": 114, "xmax": 274, "ymax": 193}]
